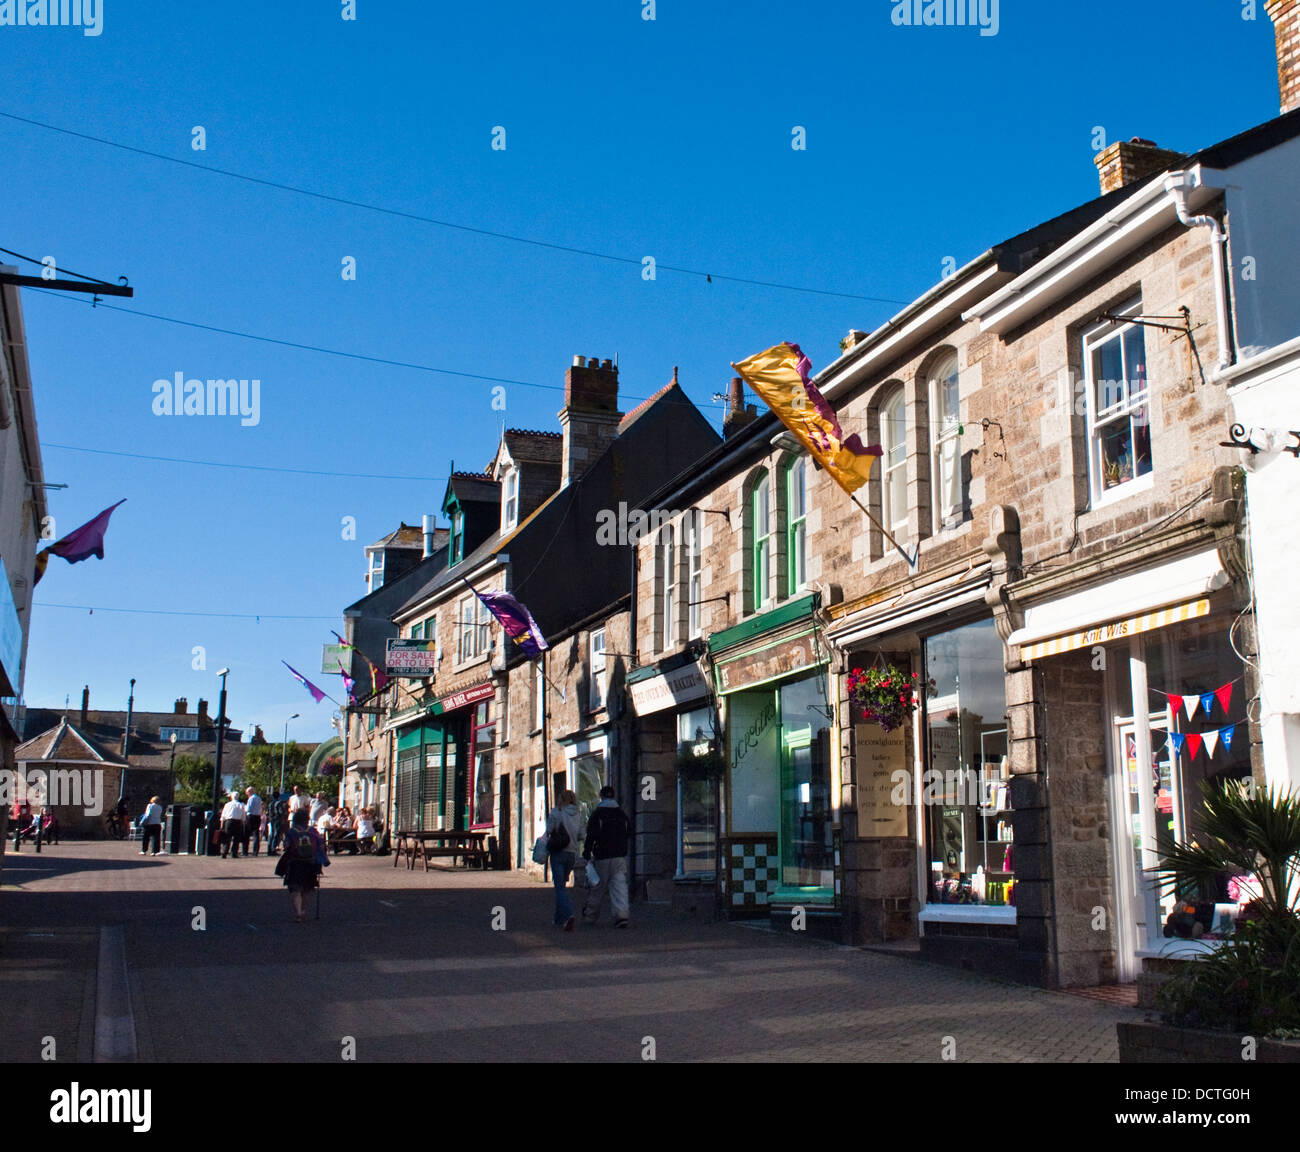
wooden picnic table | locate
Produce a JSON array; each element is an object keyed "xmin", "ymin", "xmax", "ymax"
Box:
[{"xmin": 393, "ymin": 829, "xmax": 490, "ymax": 872}]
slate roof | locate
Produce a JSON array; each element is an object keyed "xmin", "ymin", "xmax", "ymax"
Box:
[{"xmin": 15, "ymin": 718, "xmax": 127, "ymax": 766}]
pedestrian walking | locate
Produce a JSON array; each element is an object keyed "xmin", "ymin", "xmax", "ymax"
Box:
[
  {"xmin": 546, "ymin": 788, "xmax": 584, "ymax": 931},
  {"xmin": 244, "ymin": 786, "xmax": 264, "ymax": 855},
  {"xmin": 139, "ymin": 795, "xmax": 164, "ymax": 856},
  {"xmin": 275, "ymin": 808, "xmax": 328, "ymax": 923},
  {"xmin": 287, "ymin": 784, "xmax": 310, "ymax": 823},
  {"xmin": 220, "ymin": 791, "xmax": 247, "ymax": 858},
  {"xmin": 582, "ymin": 786, "xmax": 631, "ymax": 928}
]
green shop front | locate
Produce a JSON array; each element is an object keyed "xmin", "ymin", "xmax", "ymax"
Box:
[
  {"xmin": 710, "ymin": 595, "xmax": 839, "ymax": 920},
  {"xmin": 391, "ymin": 682, "xmax": 495, "ymax": 833}
]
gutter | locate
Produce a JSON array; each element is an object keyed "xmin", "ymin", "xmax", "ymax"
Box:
[{"xmin": 1163, "ymin": 169, "xmax": 1234, "ymax": 373}]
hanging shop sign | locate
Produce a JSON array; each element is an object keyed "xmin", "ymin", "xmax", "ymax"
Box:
[
  {"xmin": 714, "ymin": 630, "xmax": 822, "ymax": 695},
  {"xmin": 321, "ymin": 644, "xmax": 351, "ymax": 675},
  {"xmin": 629, "ymin": 661, "xmax": 709, "ymax": 716},
  {"xmin": 386, "ymin": 637, "xmax": 438, "ymax": 677},
  {"xmin": 433, "ymin": 682, "xmax": 495, "ymax": 714},
  {"xmin": 855, "ymin": 723, "xmax": 908, "ymax": 838}
]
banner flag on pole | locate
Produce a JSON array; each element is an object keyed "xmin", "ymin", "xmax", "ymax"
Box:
[
  {"xmin": 283, "ymin": 661, "xmax": 327, "ymax": 704},
  {"xmin": 468, "ymin": 582, "xmax": 548, "ymax": 659},
  {"xmin": 33, "ymin": 499, "xmax": 127, "ymax": 585},
  {"xmin": 731, "ymin": 342, "xmax": 882, "ymax": 495}
]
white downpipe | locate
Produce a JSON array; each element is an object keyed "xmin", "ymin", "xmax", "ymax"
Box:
[{"xmin": 1164, "ymin": 172, "xmax": 1233, "ymax": 373}]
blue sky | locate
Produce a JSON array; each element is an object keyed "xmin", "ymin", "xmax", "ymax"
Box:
[{"xmin": 3, "ymin": 1, "xmax": 1281, "ymax": 742}]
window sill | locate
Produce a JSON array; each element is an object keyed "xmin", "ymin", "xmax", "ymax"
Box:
[
  {"xmin": 919, "ymin": 904, "xmax": 1016, "ymax": 925},
  {"xmin": 1090, "ymin": 471, "xmax": 1155, "ymax": 511},
  {"xmin": 452, "ymin": 654, "xmax": 491, "ymax": 675}
]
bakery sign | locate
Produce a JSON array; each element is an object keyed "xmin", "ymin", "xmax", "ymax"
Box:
[
  {"xmin": 715, "ymin": 631, "xmax": 823, "ymax": 695},
  {"xmin": 628, "ymin": 661, "xmax": 709, "ymax": 716}
]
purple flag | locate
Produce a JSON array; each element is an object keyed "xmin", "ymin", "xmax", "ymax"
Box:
[
  {"xmin": 33, "ymin": 499, "xmax": 126, "ymax": 584},
  {"xmin": 283, "ymin": 661, "xmax": 327, "ymax": 704},
  {"xmin": 471, "ymin": 586, "xmax": 548, "ymax": 659},
  {"xmin": 340, "ymin": 670, "xmax": 357, "ymax": 704}
]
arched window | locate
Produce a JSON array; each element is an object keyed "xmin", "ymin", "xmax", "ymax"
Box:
[
  {"xmin": 931, "ymin": 354, "xmax": 963, "ymax": 530},
  {"xmin": 752, "ymin": 470, "xmax": 771, "ymax": 613},
  {"xmin": 881, "ymin": 391, "xmax": 908, "ymax": 544},
  {"xmin": 785, "ymin": 455, "xmax": 807, "ymax": 594}
]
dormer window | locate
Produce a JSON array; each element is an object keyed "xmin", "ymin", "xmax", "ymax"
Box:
[
  {"xmin": 368, "ymin": 549, "xmax": 385, "ymax": 591},
  {"xmin": 503, "ymin": 469, "xmax": 519, "ymax": 532},
  {"xmin": 449, "ymin": 510, "xmax": 464, "ymax": 566}
]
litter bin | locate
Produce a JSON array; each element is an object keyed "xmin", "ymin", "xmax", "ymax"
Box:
[
  {"xmin": 166, "ymin": 805, "xmax": 191, "ymax": 855},
  {"xmin": 190, "ymin": 806, "xmax": 210, "ymax": 855}
]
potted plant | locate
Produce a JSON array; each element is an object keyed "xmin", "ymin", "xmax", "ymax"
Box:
[
  {"xmin": 675, "ymin": 742, "xmax": 725, "ymax": 781},
  {"xmin": 846, "ymin": 662, "xmax": 933, "ymax": 732},
  {"xmin": 1117, "ymin": 781, "xmax": 1300, "ymax": 1060}
]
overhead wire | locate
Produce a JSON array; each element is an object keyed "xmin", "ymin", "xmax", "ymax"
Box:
[{"xmin": 0, "ymin": 109, "xmax": 910, "ymax": 306}]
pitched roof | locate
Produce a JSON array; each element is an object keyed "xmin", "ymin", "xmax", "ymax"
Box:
[
  {"xmin": 368, "ymin": 522, "xmax": 425, "ymax": 550},
  {"xmin": 16, "ymin": 718, "xmax": 128, "ymax": 766}
]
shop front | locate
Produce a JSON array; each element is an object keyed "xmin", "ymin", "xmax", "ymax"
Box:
[
  {"xmin": 710, "ymin": 596, "xmax": 838, "ymax": 919},
  {"xmin": 626, "ymin": 654, "xmax": 717, "ymax": 891},
  {"xmin": 391, "ymin": 682, "xmax": 495, "ymax": 834}
]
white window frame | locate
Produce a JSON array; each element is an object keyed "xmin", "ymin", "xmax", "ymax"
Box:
[
  {"xmin": 589, "ymin": 628, "xmax": 607, "ymax": 711},
  {"xmin": 752, "ymin": 472, "xmax": 771, "ymax": 613},
  {"xmin": 931, "ymin": 355, "xmax": 963, "ymax": 532},
  {"xmin": 457, "ymin": 594, "xmax": 488, "ymax": 664},
  {"xmin": 1083, "ymin": 303, "xmax": 1153, "ymax": 507},
  {"xmin": 503, "ymin": 469, "xmax": 519, "ymax": 532},
  {"xmin": 686, "ymin": 509, "xmax": 702, "ymax": 639},
  {"xmin": 881, "ymin": 390, "xmax": 908, "ymax": 544},
  {"xmin": 368, "ymin": 549, "xmax": 384, "ymax": 590},
  {"xmin": 786, "ymin": 457, "xmax": 807, "ymax": 595},
  {"xmin": 660, "ymin": 524, "xmax": 676, "ymax": 651},
  {"xmin": 532, "ymin": 661, "xmax": 544, "ymax": 733}
]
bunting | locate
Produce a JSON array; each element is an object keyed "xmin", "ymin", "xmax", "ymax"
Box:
[
  {"xmin": 1152, "ymin": 678, "xmax": 1241, "ymax": 719},
  {"xmin": 1164, "ymin": 725, "xmax": 1237, "ymax": 762}
]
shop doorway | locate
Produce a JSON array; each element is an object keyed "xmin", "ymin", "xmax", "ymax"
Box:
[
  {"xmin": 515, "ymin": 773, "xmax": 526, "ymax": 869},
  {"xmin": 498, "ymin": 780, "xmax": 511, "ymax": 870}
]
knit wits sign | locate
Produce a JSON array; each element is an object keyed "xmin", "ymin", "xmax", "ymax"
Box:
[{"xmin": 716, "ymin": 633, "xmax": 821, "ymax": 694}]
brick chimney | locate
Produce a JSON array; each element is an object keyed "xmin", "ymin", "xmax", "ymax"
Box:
[
  {"xmin": 1094, "ymin": 138, "xmax": 1184, "ymax": 195},
  {"xmin": 1268, "ymin": 0, "xmax": 1300, "ymax": 114},
  {"xmin": 558, "ymin": 356, "xmax": 623, "ymax": 487},
  {"xmin": 173, "ymin": 697, "xmax": 188, "ymax": 715},
  {"xmin": 723, "ymin": 376, "xmax": 758, "ymax": 439},
  {"xmin": 197, "ymin": 698, "xmax": 209, "ymax": 720},
  {"xmin": 80, "ymin": 685, "xmax": 89, "ymax": 727}
]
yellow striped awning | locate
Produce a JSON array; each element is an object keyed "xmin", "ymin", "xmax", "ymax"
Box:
[{"xmin": 1019, "ymin": 598, "xmax": 1210, "ymax": 662}]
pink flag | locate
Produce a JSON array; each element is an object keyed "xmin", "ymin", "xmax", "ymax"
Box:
[
  {"xmin": 33, "ymin": 499, "xmax": 126, "ymax": 584},
  {"xmin": 283, "ymin": 661, "xmax": 326, "ymax": 704}
]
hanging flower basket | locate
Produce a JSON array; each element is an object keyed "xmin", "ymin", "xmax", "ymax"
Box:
[
  {"xmin": 846, "ymin": 663, "xmax": 933, "ymax": 732},
  {"xmin": 318, "ymin": 758, "xmax": 344, "ymax": 777},
  {"xmin": 675, "ymin": 743, "xmax": 725, "ymax": 780}
]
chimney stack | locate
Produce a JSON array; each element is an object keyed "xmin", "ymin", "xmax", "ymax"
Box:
[
  {"xmin": 1094, "ymin": 137, "xmax": 1185, "ymax": 195},
  {"xmin": 422, "ymin": 513, "xmax": 437, "ymax": 558},
  {"xmin": 723, "ymin": 376, "xmax": 758, "ymax": 439},
  {"xmin": 1268, "ymin": 1, "xmax": 1300, "ymax": 114},
  {"xmin": 558, "ymin": 355, "xmax": 622, "ymax": 487},
  {"xmin": 80, "ymin": 685, "xmax": 89, "ymax": 727},
  {"xmin": 197, "ymin": 698, "xmax": 209, "ymax": 720},
  {"xmin": 174, "ymin": 697, "xmax": 188, "ymax": 715}
]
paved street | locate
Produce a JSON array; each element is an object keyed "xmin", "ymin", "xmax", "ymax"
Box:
[{"xmin": 0, "ymin": 841, "xmax": 1143, "ymax": 1063}]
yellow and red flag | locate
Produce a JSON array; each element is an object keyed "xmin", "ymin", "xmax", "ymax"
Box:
[{"xmin": 731, "ymin": 343, "xmax": 881, "ymax": 495}]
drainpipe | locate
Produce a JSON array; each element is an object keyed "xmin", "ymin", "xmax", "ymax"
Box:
[{"xmin": 1163, "ymin": 171, "xmax": 1233, "ymax": 374}]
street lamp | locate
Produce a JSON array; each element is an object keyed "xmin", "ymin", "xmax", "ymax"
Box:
[
  {"xmin": 280, "ymin": 713, "xmax": 299, "ymax": 794},
  {"xmin": 165, "ymin": 732, "xmax": 178, "ymax": 855},
  {"xmin": 210, "ymin": 668, "xmax": 230, "ymax": 856}
]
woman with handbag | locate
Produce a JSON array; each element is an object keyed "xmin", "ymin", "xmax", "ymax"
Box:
[
  {"xmin": 546, "ymin": 789, "xmax": 584, "ymax": 931},
  {"xmin": 275, "ymin": 808, "xmax": 329, "ymax": 923}
]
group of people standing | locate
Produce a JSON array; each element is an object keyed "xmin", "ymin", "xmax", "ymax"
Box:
[{"xmin": 217, "ymin": 787, "xmax": 266, "ymax": 858}]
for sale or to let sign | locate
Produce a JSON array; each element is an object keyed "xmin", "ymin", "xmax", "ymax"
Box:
[{"xmin": 386, "ymin": 638, "xmax": 437, "ymax": 677}]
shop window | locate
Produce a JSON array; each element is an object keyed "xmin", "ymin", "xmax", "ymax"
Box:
[
  {"xmin": 786, "ymin": 456, "xmax": 808, "ymax": 595},
  {"xmin": 1084, "ymin": 303, "xmax": 1152, "ymax": 502},
  {"xmin": 777, "ymin": 675, "xmax": 834, "ymax": 896},
  {"xmin": 923, "ymin": 619, "xmax": 1012, "ymax": 906},
  {"xmin": 571, "ymin": 752, "xmax": 604, "ymax": 826},
  {"xmin": 472, "ymin": 700, "xmax": 496, "ymax": 828},
  {"xmin": 881, "ymin": 389, "xmax": 908, "ymax": 547},
  {"xmin": 677, "ymin": 706, "xmax": 717, "ymax": 878},
  {"xmin": 930, "ymin": 354, "xmax": 964, "ymax": 531},
  {"xmin": 532, "ymin": 661, "xmax": 544, "ymax": 732}
]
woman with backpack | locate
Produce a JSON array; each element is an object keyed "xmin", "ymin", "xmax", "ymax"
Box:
[
  {"xmin": 546, "ymin": 788, "xmax": 584, "ymax": 931},
  {"xmin": 275, "ymin": 808, "xmax": 329, "ymax": 923}
]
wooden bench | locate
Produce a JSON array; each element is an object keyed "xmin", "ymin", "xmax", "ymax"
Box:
[{"xmin": 393, "ymin": 829, "xmax": 490, "ymax": 871}]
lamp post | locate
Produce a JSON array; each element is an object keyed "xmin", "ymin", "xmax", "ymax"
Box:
[
  {"xmin": 165, "ymin": 732, "xmax": 178, "ymax": 855},
  {"xmin": 210, "ymin": 668, "xmax": 230, "ymax": 856},
  {"xmin": 280, "ymin": 713, "xmax": 299, "ymax": 794}
]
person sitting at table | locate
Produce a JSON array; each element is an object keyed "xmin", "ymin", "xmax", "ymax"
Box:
[{"xmin": 356, "ymin": 809, "xmax": 376, "ymax": 852}]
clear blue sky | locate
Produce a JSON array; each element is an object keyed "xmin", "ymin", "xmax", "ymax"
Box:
[{"xmin": 3, "ymin": 1, "xmax": 1281, "ymax": 742}]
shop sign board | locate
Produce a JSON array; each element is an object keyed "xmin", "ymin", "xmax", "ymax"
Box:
[
  {"xmin": 855, "ymin": 722, "xmax": 908, "ymax": 838},
  {"xmin": 321, "ymin": 644, "xmax": 351, "ymax": 675},
  {"xmin": 386, "ymin": 638, "xmax": 437, "ymax": 677},
  {"xmin": 436, "ymin": 682, "xmax": 494, "ymax": 713},
  {"xmin": 715, "ymin": 631, "xmax": 821, "ymax": 695},
  {"xmin": 629, "ymin": 661, "xmax": 709, "ymax": 716}
]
